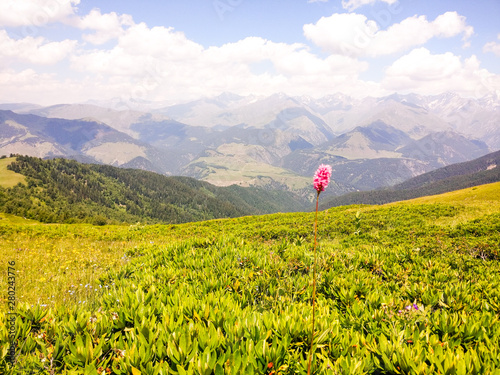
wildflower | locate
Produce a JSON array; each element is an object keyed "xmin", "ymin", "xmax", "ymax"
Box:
[
  {"xmin": 313, "ymin": 164, "xmax": 332, "ymax": 193},
  {"xmin": 308, "ymin": 164, "xmax": 332, "ymax": 375}
]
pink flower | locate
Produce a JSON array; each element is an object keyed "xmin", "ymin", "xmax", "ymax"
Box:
[{"xmin": 313, "ymin": 164, "xmax": 332, "ymax": 193}]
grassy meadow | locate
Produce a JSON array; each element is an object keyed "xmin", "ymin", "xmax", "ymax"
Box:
[
  {"xmin": 0, "ymin": 158, "xmax": 26, "ymax": 189},
  {"xmin": 1, "ymin": 182, "xmax": 500, "ymax": 374}
]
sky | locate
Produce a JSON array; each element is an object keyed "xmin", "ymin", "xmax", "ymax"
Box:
[{"xmin": 0, "ymin": 0, "xmax": 499, "ymax": 106}]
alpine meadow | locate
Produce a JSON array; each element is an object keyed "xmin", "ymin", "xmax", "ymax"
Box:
[
  {"xmin": 1, "ymin": 152, "xmax": 500, "ymax": 373},
  {"xmin": 2, "ymin": 0, "xmax": 500, "ymax": 374}
]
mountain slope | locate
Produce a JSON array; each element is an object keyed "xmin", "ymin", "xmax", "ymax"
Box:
[
  {"xmin": 0, "ymin": 110, "xmax": 178, "ymax": 174},
  {"xmin": 321, "ymin": 150, "xmax": 500, "ymax": 208},
  {"xmin": 320, "ymin": 121, "xmax": 412, "ymax": 159},
  {"xmin": 25, "ymin": 103, "xmax": 150, "ymax": 137},
  {"xmin": 0, "ymin": 156, "xmax": 308, "ymax": 224},
  {"xmin": 398, "ymin": 131, "xmax": 489, "ymax": 168}
]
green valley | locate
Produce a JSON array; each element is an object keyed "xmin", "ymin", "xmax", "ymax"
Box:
[{"xmin": 0, "ymin": 182, "xmax": 499, "ymax": 373}]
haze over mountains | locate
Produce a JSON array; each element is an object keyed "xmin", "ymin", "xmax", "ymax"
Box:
[{"xmin": 1, "ymin": 91, "xmax": 498, "ymax": 198}]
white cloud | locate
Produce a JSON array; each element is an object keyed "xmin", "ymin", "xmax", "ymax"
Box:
[
  {"xmin": 0, "ymin": 69, "xmax": 63, "ymax": 104},
  {"xmin": 0, "ymin": 0, "xmax": 79, "ymax": 27},
  {"xmin": 0, "ymin": 67, "xmax": 146, "ymax": 105},
  {"xmin": 69, "ymin": 26, "xmax": 372, "ymax": 102},
  {"xmin": 304, "ymin": 11, "xmax": 473, "ymax": 57},
  {"xmin": 118, "ymin": 23, "xmax": 203, "ymax": 59},
  {"xmin": 342, "ymin": 0, "xmax": 397, "ymax": 12},
  {"xmin": 0, "ymin": 30, "xmax": 76, "ymax": 65},
  {"xmin": 71, "ymin": 23, "xmax": 204, "ymax": 77},
  {"xmin": 382, "ymin": 48, "xmax": 499, "ymax": 97},
  {"xmin": 304, "ymin": 13, "xmax": 377, "ymax": 57},
  {"xmin": 1, "ymin": 6, "xmax": 494, "ymax": 105},
  {"xmin": 72, "ymin": 9, "xmax": 134, "ymax": 45},
  {"xmin": 484, "ymin": 34, "xmax": 500, "ymax": 56}
]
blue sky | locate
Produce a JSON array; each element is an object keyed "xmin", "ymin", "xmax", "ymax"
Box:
[{"xmin": 0, "ymin": 0, "xmax": 499, "ymax": 105}]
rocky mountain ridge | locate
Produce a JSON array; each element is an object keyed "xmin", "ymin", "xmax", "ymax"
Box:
[{"xmin": 1, "ymin": 91, "xmax": 497, "ymax": 198}]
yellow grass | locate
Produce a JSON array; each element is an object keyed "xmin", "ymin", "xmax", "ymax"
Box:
[
  {"xmin": 388, "ymin": 181, "xmax": 500, "ymax": 226},
  {"xmin": 0, "ymin": 157, "xmax": 26, "ymax": 188}
]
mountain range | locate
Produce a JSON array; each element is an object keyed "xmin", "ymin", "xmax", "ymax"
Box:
[{"xmin": 1, "ymin": 91, "xmax": 498, "ymax": 198}]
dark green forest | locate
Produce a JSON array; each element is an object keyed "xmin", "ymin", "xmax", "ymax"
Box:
[{"xmin": 0, "ymin": 155, "xmax": 308, "ymax": 224}]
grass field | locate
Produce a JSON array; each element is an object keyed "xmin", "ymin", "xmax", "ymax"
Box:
[
  {"xmin": 0, "ymin": 157, "xmax": 26, "ymax": 188},
  {"xmin": 0, "ymin": 182, "xmax": 499, "ymax": 374}
]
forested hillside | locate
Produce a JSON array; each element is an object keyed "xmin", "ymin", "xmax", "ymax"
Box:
[
  {"xmin": 0, "ymin": 155, "xmax": 308, "ymax": 224},
  {"xmin": 321, "ymin": 150, "xmax": 500, "ymax": 208}
]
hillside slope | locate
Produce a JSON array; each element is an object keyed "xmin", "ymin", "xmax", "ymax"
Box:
[
  {"xmin": 321, "ymin": 150, "xmax": 500, "ymax": 208},
  {"xmin": 1, "ymin": 177, "xmax": 499, "ymax": 373},
  {"xmin": 0, "ymin": 156, "xmax": 308, "ymax": 224}
]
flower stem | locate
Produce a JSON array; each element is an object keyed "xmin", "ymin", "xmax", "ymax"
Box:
[{"xmin": 307, "ymin": 191, "xmax": 320, "ymax": 375}]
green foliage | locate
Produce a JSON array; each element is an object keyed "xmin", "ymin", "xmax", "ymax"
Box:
[
  {"xmin": 0, "ymin": 156, "xmax": 308, "ymax": 224},
  {"xmin": 1, "ymin": 183, "xmax": 500, "ymax": 373}
]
